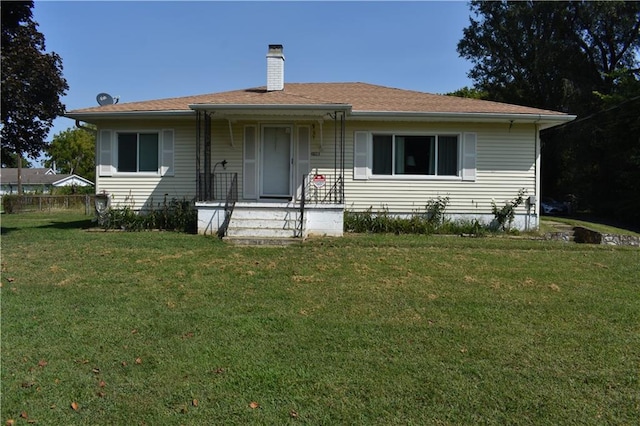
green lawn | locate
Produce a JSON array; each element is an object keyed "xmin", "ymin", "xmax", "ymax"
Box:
[{"xmin": 2, "ymin": 213, "xmax": 639, "ymax": 424}]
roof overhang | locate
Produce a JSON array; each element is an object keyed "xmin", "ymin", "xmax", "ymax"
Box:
[
  {"xmin": 188, "ymin": 103, "xmax": 352, "ymax": 119},
  {"xmin": 351, "ymin": 111, "xmax": 577, "ymax": 128},
  {"xmin": 65, "ymin": 105, "xmax": 575, "ymax": 130},
  {"xmin": 64, "ymin": 110, "xmax": 195, "ymax": 123}
]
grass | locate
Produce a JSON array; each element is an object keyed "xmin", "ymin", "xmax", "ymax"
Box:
[
  {"xmin": 541, "ymin": 215, "xmax": 640, "ymax": 236},
  {"xmin": 2, "ymin": 213, "xmax": 639, "ymax": 424}
]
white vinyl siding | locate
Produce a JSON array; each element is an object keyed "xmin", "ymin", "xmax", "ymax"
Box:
[
  {"xmin": 95, "ymin": 117, "xmax": 539, "ymax": 226},
  {"xmin": 341, "ymin": 122, "xmax": 538, "ymax": 217},
  {"xmin": 94, "ymin": 120, "xmax": 193, "ymax": 209}
]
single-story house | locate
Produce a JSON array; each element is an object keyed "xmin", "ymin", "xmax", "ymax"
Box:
[
  {"xmin": 65, "ymin": 45, "xmax": 575, "ymax": 238},
  {"xmin": 0, "ymin": 168, "xmax": 94, "ymax": 195}
]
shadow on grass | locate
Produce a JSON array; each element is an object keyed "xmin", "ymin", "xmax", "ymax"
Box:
[
  {"xmin": 37, "ymin": 219, "xmax": 95, "ymax": 231},
  {"xmin": 0, "ymin": 226, "xmax": 19, "ymax": 236}
]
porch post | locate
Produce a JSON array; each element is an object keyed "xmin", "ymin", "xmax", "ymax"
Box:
[
  {"xmin": 204, "ymin": 112, "xmax": 212, "ymax": 201},
  {"xmin": 196, "ymin": 111, "xmax": 201, "ymax": 201}
]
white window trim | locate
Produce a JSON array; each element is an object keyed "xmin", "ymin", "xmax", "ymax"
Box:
[
  {"xmin": 368, "ymin": 131, "xmax": 463, "ymax": 180},
  {"xmin": 114, "ymin": 130, "xmax": 162, "ymax": 176}
]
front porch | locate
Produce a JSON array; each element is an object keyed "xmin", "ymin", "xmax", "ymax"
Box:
[
  {"xmin": 194, "ymin": 109, "xmax": 347, "ymax": 240},
  {"xmin": 196, "ymin": 171, "xmax": 344, "ymax": 239}
]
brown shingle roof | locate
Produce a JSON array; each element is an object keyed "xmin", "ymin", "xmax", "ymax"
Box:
[{"xmin": 67, "ymin": 82, "xmax": 567, "ymax": 116}]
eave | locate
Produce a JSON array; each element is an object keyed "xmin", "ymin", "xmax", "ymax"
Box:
[
  {"xmin": 350, "ymin": 111, "xmax": 577, "ymax": 128},
  {"xmin": 188, "ymin": 103, "xmax": 352, "ymax": 119},
  {"xmin": 64, "ymin": 110, "xmax": 195, "ymax": 123}
]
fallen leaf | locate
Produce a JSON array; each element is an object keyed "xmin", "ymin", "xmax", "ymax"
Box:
[
  {"xmin": 213, "ymin": 367, "xmax": 225, "ymax": 374},
  {"xmin": 249, "ymin": 401, "xmax": 259, "ymax": 409},
  {"xmin": 97, "ymin": 391, "xmax": 105, "ymax": 398},
  {"xmin": 135, "ymin": 357, "xmax": 142, "ymax": 365},
  {"xmin": 6, "ymin": 419, "xmax": 15, "ymax": 426},
  {"xmin": 182, "ymin": 332, "xmax": 194, "ymax": 339},
  {"xmin": 99, "ymin": 380, "xmax": 106, "ymax": 388},
  {"xmin": 38, "ymin": 360, "xmax": 47, "ymax": 367},
  {"xmin": 92, "ymin": 368, "xmax": 100, "ymax": 374},
  {"xmin": 71, "ymin": 402, "xmax": 79, "ymax": 411},
  {"xmin": 6, "ymin": 277, "xmax": 15, "ymax": 283},
  {"xmin": 290, "ymin": 410, "xmax": 299, "ymax": 418},
  {"xmin": 460, "ymin": 348, "xmax": 468, "ymax": 353},
  {"xmin": 131, "ymin": 329, "xmax": 138, "ymax": 334},
  {"xmin": 121, "ymin": 361, "xmax": 128, "ymax": 367},
  {"xmin": 192, "ymin": 399, "xmax": 198, "ymax": 407},
  {"xmin": 21, "ymin": 382, "xmax": 35, "ymax": 388},
  {"xmin": 20, "ymin": 412, "xmax": 28, "ymax": 419}
]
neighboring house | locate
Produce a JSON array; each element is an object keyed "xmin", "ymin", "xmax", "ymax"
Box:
[
  {"xmin": 0, "ymin": 168, "xmax": 94, "ymax": 195},
  {"xmin": 65, "ymin": 45, "xmax": 575, "ymax": 238}
]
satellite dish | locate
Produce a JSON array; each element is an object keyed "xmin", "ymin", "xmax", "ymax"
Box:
[{"xmin": 97, "ymin": 93, "xmax": 114, "ymax": 106}]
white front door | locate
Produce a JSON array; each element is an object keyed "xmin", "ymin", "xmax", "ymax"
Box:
[{"xmin": 261, "ymin": 126, "xmax": 292, "ymax": 198}]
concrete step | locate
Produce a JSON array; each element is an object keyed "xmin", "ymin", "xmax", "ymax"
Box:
[
  {"xmin": 231, "ymin": 208, "xmax": 300, "ymax": 221},
  {"xmin": 223, "ymin": 236, "xmax": 302, "ymax": 246},
  {"xmin": 226, "ymin": 226, "xmax": 299, "ymax": 239},
  {"xmin": 225, "ymin": 204, "xmax": 304, "ymax": 240},
  {"xmin": 228, "ymin": 217, "xmax": 298, "ymax": 230}
]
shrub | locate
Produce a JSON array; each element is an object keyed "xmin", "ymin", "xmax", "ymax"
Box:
[
  {"xmin": 491, "ymin": 189, "xmax": 527, "ymax": 232},
  {"xmin": 99, "ymin": 197, "xmax": 196, "ymax": 233},
  {"xmin": 344, "ymin": 196, "xmax": 498, "ymax": 237},
  {"xmin": 1, "ymin": 195, "xmax": 21, "ymax": 214}
]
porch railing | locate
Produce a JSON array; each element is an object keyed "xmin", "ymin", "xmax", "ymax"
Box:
[
  {"xmin": 301, "ymin": 172, "xmax": 344, "ymax": 204},
  {"xmin": 217, "ymin": 173, "xmax": 238, "ymax": 238},
  {"xmin": 198, "ymin": 172, "xmax": 237, "ymax": 202},
  {"xmin": 298, "ymin": 172, "xmax": 344, "ymax": 237}
]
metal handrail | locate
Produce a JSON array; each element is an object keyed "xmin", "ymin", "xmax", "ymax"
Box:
[
  {"xmin": 299, "ymin": 174, "xmax": 306, "ymax": 238},
  {"xmin": 217, "ymin": 173, "xmax": 237, "ymax": 238}
]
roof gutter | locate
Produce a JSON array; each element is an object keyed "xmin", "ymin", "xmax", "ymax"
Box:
[
  {"xmin": 351, "ymin": 110, "xmax": 577, "ymax": 124},
  {"xmin": 64, "ymin": 110, "xmax": 195, "ymax": 122},
  {"xmin": 188, "ymin": 103, "xmax": 352, "ymax": 112}
]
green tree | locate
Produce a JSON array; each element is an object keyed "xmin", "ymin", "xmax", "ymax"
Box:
[
  {"xmin": 1, "ymin": 0, "xmax": 68, "ymax": 193},
  {"xmin": 457, "ymin": 1, "xmax": 640, "ymax": 116},
  {"xmin": 446, "ymin": 86, "xmax": 489, "ymax": 100},
  {"xmin": 44, "ymin": 126, "xmax": 96, "ymax": 183},
  {"xmin": 1, "ymin": 150, "xmax": 32, "ymax": 168}
]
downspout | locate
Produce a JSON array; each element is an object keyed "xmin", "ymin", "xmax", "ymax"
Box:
[
  {"xmin": 533, "ymin": 117, "xmax": 542, "ymax": 230},
  {"xmin": 75, "ymin": 120, "xmax": 97, "ymax": 134}
]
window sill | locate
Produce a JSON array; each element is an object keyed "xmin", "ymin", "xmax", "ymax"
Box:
[
  {"xmin": 367, "ymin": 175, "xmax": 462, "ymax": 181},
  {"xmin": 112, "ymin": 172, "xmax": 162, "ymax": 177}
]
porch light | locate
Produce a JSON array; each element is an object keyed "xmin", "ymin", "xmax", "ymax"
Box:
[{"xmin": 214, "ymin": 159, "xmax": 228, "ymax": 173}]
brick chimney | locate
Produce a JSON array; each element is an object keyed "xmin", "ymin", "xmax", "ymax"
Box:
[{"xmin": 266, "ymin": 44, "xmax": 284, "ymax": 91}]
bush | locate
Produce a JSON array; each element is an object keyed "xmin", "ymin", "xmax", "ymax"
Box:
[
  {"xmin": 99, "ymin": 197, "xmax": 196, "ymax": 233},
  {"xmin": 1, "ymin": 194, "xmax": 21, "ymax": 214},
  {"xmin": 345, "ymin": 195, "xmax": 493, "ymax": 237},
  {"xmin": 491, "ymin": 188, "xmax": 527, "ymax": 232}
]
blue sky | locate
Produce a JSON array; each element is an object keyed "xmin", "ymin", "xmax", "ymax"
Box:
[{"xmin": 33, "ymin": 0, "xmax": 474, "ymax": 148}]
